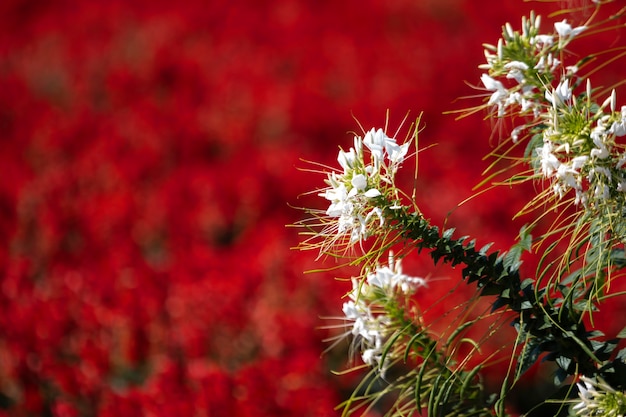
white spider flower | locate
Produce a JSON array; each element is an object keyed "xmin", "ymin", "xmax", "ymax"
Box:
[
  {"xmin": 322, "ymin": 181, "xmax": 349, "ymax": 217},
  {"xmin": 363, "ymin": 128, "xmax": 409, "ymax": 166},
  {"xmin": 361, "ymin": 348, "xmax": 382, "ymax": 367},
  {"xmin": 555, "ymin": 19, "xmax": 587, "ymax": 47},
  {"xmin": 545, "ymin": 79, "xmax": 572, "ymax": 107},
  {"xmin": 341, "ymin": 279, "xmax": 393, "ymax": 374},
  {"xmin": 311, "ymin": 125, "xmax": 415, "ymax": 257},
  {"xmin": 481, "ymin": 74, "xmax": 510, "ymax": 116},
  {"xmin": 338, "ymin": 148, "xmax": 358, "ymax": 173},
  {"xmin": 537, "ymin": 140, "xmax": 561, "ymax": 177},
  {"xmin": 555, "ymin": 163, "xmax": 580, "ymax": 190},
  {"xmin": 320, "ymin": 178, "xmax": 381, "ymax": 244},
  {"xmin": 534, "ymin": 53, "xmax": 560, "ymax": 72},
  {"xmin": 366, "ymin": 254, "xmax": 427, "ymax": 295},
  {"xmin": 590, "ymin": 127, "xmax": 610, "ymax": 160},
  {"xmin": 611, "ymin": 106, "xmax": 626, "ymax": 137},
  {"xmin": 533, "ymin": 34, "xmax": 554, "ymax": 47},
  {"xmin": 504, "ymin": 61, "xmax": 529, "ymax": 84},
  {"xmin": 572, "ymin": 155, "xmax": 589, "ymax": 170},
  {"xmin": 342, "ymin": 300, "xmax": 370, "ymax": 338}
]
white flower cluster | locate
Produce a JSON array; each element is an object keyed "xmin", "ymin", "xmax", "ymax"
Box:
[
  {"xmin": 479, "ymin": 13, "xmax": 626, "ymax": 210},
  {"xmin": 535, "ymin": 83, "xmax": 626, "ymax": 207},
  {"xmin": 573, "ymin": 376, "xmax": 626, "ymax": 416},
  {"xmin": 480, "ymin": 14, "xmax": 586, "ymax": 119},
  {"xmin": 342, "ymin": 255, "xmax": 426, "ymax": 373},
  {"xmin": 320, "ymin": 128, "xmax": 410, "ymax": 245}
]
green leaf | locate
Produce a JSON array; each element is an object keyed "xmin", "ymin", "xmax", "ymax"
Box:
[
  {"xmin": 516, "ymin": 340, "xmax": 540, "ymax": 378},
  {"xmin": 555, "ymin": 355, "xmax": 572, "ymax": 372},
  {"xmin": 517, "ymin": 225, "xmax": 533, "ymax": 252},
  {"xmin": 442, "ymin": 227, "xmax": 456, "ymax": 240},
  {"xmin": 478, "ymin": 242, "xmax": 494, "ymax": 256}
]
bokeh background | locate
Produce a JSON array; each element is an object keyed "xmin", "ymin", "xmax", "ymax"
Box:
[{"xmin": 1, "ymin": 1, "xmax": 624, "ymax": 416}]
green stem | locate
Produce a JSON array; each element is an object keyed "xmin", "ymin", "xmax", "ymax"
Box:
[{"xmin": 394, "ymin": 210, "xmax": 620, "ymax": 386}]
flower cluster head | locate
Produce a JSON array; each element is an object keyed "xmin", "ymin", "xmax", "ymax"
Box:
[
  {"xmin": 477, "ymin": 12, "xmax": 626, "ymax": 216},
  {"xmin": 318, "ymin": 128, "xmax": 410, "ymax": 251},
  {"xmin": 480, "ymin": 14, "xmax": 586, "ymax": 119},
  {"xmin": 573, "ymin": 376, "xmax": 626, "ymax": 416},
  {"xmin": 341, "ymin": 254, "xmax": 426, "ymax": 374},
  {"xmin": 534, "ymin": 83, "xmax": 626, "ymax": 209}
]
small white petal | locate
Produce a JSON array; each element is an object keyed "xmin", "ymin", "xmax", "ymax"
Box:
[{"xmin": 351, "ymin": 174, "xmax": 368, "ymax": 191}]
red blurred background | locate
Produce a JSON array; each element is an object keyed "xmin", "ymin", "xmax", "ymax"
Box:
[{"xmin": 1, "ymin": 1, "xmax": 624, "ymax": 416}]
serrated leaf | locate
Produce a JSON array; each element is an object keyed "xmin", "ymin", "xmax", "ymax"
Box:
[
  {"xmin": 617, "ymin": 326, "xmax": 626, "ymax": 339},
  {"xmin": 555, "ymin": 355, "xmax": 571, "ymax": 371},
  {"xmin": 517, "ymin": 225, "xmax": 533, "ymax": 252},
  {"xmin": 516, "ymin": 341, "xmax": 540, "ymax": 377},
  {"xmin": 442, "ymin": 228, "xmax": 455, "ymax": 240},
  {"xmin": 503, "ymin": 249, "xmax": 522, "ymax": 273},
  {"xmin": 479, "ymin": 242, "xmax": 494, "ymax": 256}
]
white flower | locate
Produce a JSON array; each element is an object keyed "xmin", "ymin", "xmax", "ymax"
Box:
[
  {"xmin": 338, "ymin": 148, "xmax": 358, "ymax": 173},
  {"xmin": 537, "ymin": 141, "xmax": 560, "ymax": 177},
  {"xmin": 534, "ymin": 53, "xmax": 560, "ymax": 72},
  {"xmin": 314, "ymin": 125, "xmax": 413, "ymax": 254},
  {"xmin": 361, "ymin": 348, "xmax": 380, "ymax": 367},
  {"xmin": 611, "ymin": 106, "xmax": 626, "ymax": 137},
  {"xmin": 365, "ymin": 207, "xmax": 384, "ymax": 227},
  {"xmin": 363, "ymin": 128, "xmax": 386, "ymax": 166},
  {"xmin": 341, "ymin": 280, "xmax": 392, "ymax": 373},
  {"xmin": 322, "ymin": 182, "xmax": 349, "ymax": 217},
  {"xmin": 533, "ymin": 34, "xmax": 554, "ymax": 47},
  {"xmin": 572, "ymin": 155, "xmax": 588, "ymax": 170},
  {"xmin": 554, "ymin": 20, "xmax": 586, "ymax": 46},
  {"xmin": 343, "ymin": 300, "xmax": 372, "ymax": 339},
  {"xmin": 366, "ymin": 254, "xmax": 427, "ymax": 295},
  {"xmin": 481, "ymin": 74, "xmax": 510, "ymax": 116},
  {"xmin": 573, "ymin": 378, "xmax": 596, "ymax": 413},
  {"xmin": 545, "ymin": 79, "xmax": 572, "ymax": 107},
  {"xmin": 388, "ymin": 141, "xmax": 410, "ymax": 164},
  {"xmin": 504, "ymin": 61, "xmax": 529, "ymax": 84},
  {"xmin": 590, "ymin": 127, "xmax": 610, "ymax": 159},
  {"xmin": 555, "ymin": 163, "xmax": 580, "ymax": 190},
  {"xmin": 363, "ymin": 128, "xmax": 409, "ymax": 166},
  {"xmin": 367, "ymin": 265, "xmax": 396, "ymax": 289}
]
